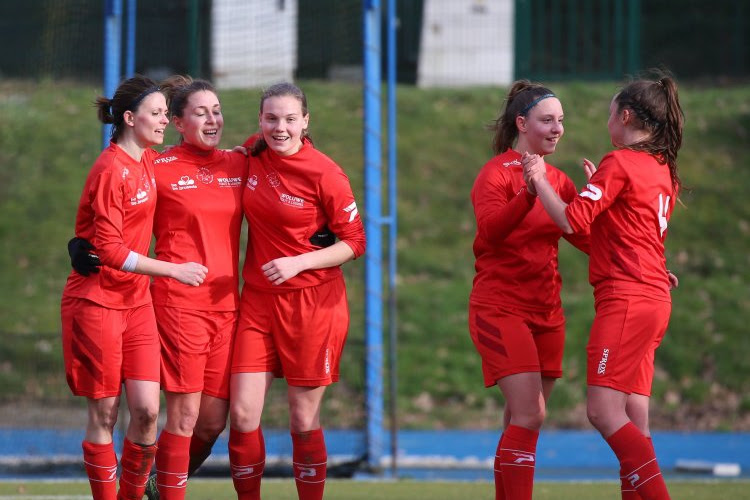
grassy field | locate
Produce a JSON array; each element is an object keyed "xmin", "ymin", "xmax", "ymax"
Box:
[
  {"xmin": 1, "ymin": 479, "xmax": 749, "ymax": 500},
  {"xmin": 1, "ymin": 79, "xmax": 749, "ymax": 430}
]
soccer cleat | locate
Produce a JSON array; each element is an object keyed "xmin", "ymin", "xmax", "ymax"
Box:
[{"xmin": 143, "ymin": 474, "xmax": 159, "ymax": 500}]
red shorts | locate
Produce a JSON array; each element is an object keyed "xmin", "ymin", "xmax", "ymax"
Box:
[
  {"xmin": 587, "ymin": 294, "xmax": 671, "ymax": 395},
  {"xmin": 468, "ymin": 300, "xmax": 565, "ymax": 387},
  {"xmin": 156, "ymin": 305, "xmax": 236, "ymax": 399},
  {"xmin": 232, "ymin": 278, "xmax": 349, "ymax": 387},
  {"xmin": 61, "ymin": 296, "xmax": 160, "ymax": 399}
]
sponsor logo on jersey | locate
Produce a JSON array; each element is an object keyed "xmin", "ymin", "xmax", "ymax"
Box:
[
  {"xmin": 513, "ymin": 452, "xmax": 535, "ymax": 464},
  {"xmin": 171, "ymin": 175, "xmax": 197, "ymax": 191},
  {"xmin": 154, "ymin": 155, "xmax": 178, "ymax": 164},
  {"xmin": 196, "ymin": 167, "xmax": 214, "ymax": 184},
  {"xmin": 580, "ymin": 183, "xmax": 603, "ymax": 201},
  {"xmin": 266, "ymin": 171, "xmax": 281, "ymax": 187},
  {"xmin": 217, "ymin": 176, "xmax": 243, "ymax": 188},
  {"xmin": 130, "ymin": 173, "xmax": 152, "ymax": 205},
  {"xmin": 325, "ymin": 348, "xmax": 330, "ymax": 374},
  {"xmin": 343, "ymin": 201, "xmax": 359, "ymax": 222},
  {"xmin": 502, "ymin": 159, "xmax": 522, "ymax": 168},
  {"xmin": 247, "ymin": 175, "xmax": 258, "ymax": 191},
  {"xmin": 280, "ymin": 193, "xmax": 305, "ymax": 208},
  {"xmin": 597, "ymin": 348, "xmax": 610, "ymax": 375},
  {"xmin": 122, "ymin": 167, "xmax": 129, "ymax": 179}
]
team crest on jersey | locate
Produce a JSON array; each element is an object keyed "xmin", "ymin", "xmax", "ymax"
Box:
[
  {"xmin": 196, "ymin": 167, "xmax": 214, "ymax": 184},
  {"xmin": 171, "ymin": 175, "xmax": 197, "ymax": 191},
  {"xmin": 246, "ymin": 175, "xmax": 258, "ymax": 191},
  {"xmin": 266, "ymin": 171, "xmax": 281, "ymax": 187}
]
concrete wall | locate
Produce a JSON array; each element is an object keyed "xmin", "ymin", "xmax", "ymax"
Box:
[{"xmin": 417, "ymin": 0, "xmax": 514, "ymax": 88}]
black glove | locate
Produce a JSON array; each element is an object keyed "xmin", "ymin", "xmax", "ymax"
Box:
[
  {"xmin": 67, "ymin": 237, "xmax": 102, "ymax": 276},
  {"xmin": 309, "ymin": 226, "xmax": 336, "ymax": 248}
]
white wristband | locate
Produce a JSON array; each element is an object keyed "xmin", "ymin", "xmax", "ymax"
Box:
[{"xmin": 121, "ymin": 251, "xmax": 139, "ymax": 272}]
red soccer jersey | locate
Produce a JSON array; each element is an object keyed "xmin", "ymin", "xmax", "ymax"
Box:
[
  {"xmin": 565, "ymin": 149, "xmax": 675, "ymax": 300},
  {"xmin": 150, "ymin": 143, "xmax": 247, "ymax": 311},
  {"xmin": 63, "ymin": 143, "xmax": 158, "ymax": 309},
  {"xmin": 471, "ymin": 149, "xmax": 589, "ymax": 311},
  {"xmin": 241, "ymin": 139, "xmax": 366, "ymax": 291}
]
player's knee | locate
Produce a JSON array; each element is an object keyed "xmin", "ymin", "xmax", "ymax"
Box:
[
  {"xmin": 195, "ymin": 415, "xmax": 227, "ymax": 441},
  {"xmin": 91, "ymin": 405, "xmax": 119, "ymax": 432},
  {"xmin": 130, "ymin": 404, "xmax": 159, "ymax": 431},
  {"xmin": 229, "ymin": 403, "xmax": 261, "ymax": 432}
]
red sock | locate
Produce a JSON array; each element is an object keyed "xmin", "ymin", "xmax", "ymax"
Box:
[
  {"xmin": 155, "ymin": 431, "xmax": 191, "ymax": 500},
  {"xmin": 228, "ymin": 427, "xmax": 265, "ymax": 500},
  {"xmin": 291, "ymin": 428, "xmax": 327, "ymax": 500},
  {"xmin": 607, "ymin": 423, "xmax": 671, "ymax": 500},
  {"xmin": 82, "ymin": 441, "xmax": 118, "ymax": 500},
  {"xmin": 117, "ymin": 438, "xmax": 156, "ymax": 500},
  {"xmin": 497, "ymin": 424, "xmax": 538, "ymax": 500},
  {"xmin": 188, "ymin": 434, "xmax": 215, "ymax": 477},
  {"xmin": 493, "ymin": 433, "xmax": 506, "ymax": 500},
  {"xmin": 620, "ymin": 437, "xmax": 652, "ymax": 500}
]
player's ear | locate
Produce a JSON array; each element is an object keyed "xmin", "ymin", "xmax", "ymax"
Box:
[
  {"xmin": 516, "ymin": 114, "xmax": 527, "ymax": 133},
  {"xmin": 123, "ymin": 110, "xmax": 135, "ymax": 127}
]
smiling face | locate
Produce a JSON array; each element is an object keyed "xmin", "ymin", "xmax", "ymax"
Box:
[
  {"xmin": 125, "ymin": 91, "xmax": 169, "ymax": 148},
  {"xmin": 515, "ymin": 97, "xmax": 564, "ymax": 156},
  {"xmin": 258, "ymin": 95, "xmax": 309, "ymax": 156},
  {"xmin": 172, "ymin": 90, "xmax": 224, "ymax": 150}
]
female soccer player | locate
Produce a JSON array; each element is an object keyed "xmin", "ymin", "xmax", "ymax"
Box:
[
  {"xmin": 61, "ymin": 75, "xmax": 207, "ymax": 500},
  {"xmin": 228, "ymin": 82, "xmax": 366, "ymax": 500},
  {"xmin": 147, "ymin": 75, "xmax": 247, "ymax": 499},
  {"xmin": 468, "ymin": 80, "xmax": 591, "ymax": 500},
  {"xmin": 523, "ymin": 74, "xmax": 684, "ymax": 500}
]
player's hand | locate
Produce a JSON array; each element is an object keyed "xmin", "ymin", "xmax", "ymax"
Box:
[
  {"xmin": 522, "ymin": 152, "xmax": 546, "ymax": 184},
  {"xmin": 262, "ymin": 256, "xmax": 304, "ymax": 285},
  {"xmin": 67, "ymin": 237, "xmax": 102, "ymax": 276},
  {"xmin": 172, "ymin": 262, "xmax": 208, "ymax": 286},
  {"xmin": 667, "ymin": 270, "xmax": 679, "ymax": 290},
  {"xmin": 582, "ymin": 158, "xmax": 597, "ymax": 180},
  {"xmin": 230, "ymin": 145, "xmax": 248, "ymax": 156}
]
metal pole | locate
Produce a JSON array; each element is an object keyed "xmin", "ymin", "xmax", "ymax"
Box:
[
  {"xmin": 363, "ymin": 0, "xmax": 384, "ymax": 472},
  {"xmin": 386, "ymin": 0, "xmax": 398, "ymax": 478},
  {"xmin": 102, "ymin": 0, "xmax": 123, "ymax": 149},
  {"xmin": 125, "ymin": 0, "xmax": 136, "ymax": 77}
]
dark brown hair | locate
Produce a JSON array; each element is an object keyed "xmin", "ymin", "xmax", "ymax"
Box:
[
  {"xmin": 489, "ymin": 80, "xmax": 556, "ymax": 155},
  {"xmin": 159, "ymin": 74, "xmax": 217, "ymax": 118},
  {"xmin": 250, "ymin": 82, "xmax": 312, "ymax": 156},
  {"xmin": 615, "ymin": 72, "xmax": 684, "ymax": 194},
  {"xmin": 94, "ymin": 74, "xmax": 161, "ymax": 142}
]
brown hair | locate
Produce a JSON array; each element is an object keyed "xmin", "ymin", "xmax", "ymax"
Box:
[
  {"xmin": 250, "ymin": 82, "xmax": 312, "ymax": 156},
  {"xmin": 94, "ymin": 74, "xmax": 161, "ymax": 142},
  {"xmin": 159, "ymin": 74, "xmax": 217, "ymax": 118},
  {"xmin": 489, "ymin": 80, "xmax": 556, "ymax": 155},
  {"xmin": 615, "ymin": 73, "xmax": 684, "ymax": 194}
]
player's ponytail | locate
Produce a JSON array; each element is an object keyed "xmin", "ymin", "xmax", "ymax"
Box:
[
  {"xmin": 95, "ymin": 74, "xmax": 161, "ymax": 143},
  {"xmin": 615, "ymin": 72, "xmax": 684, "ymax": 194}
]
